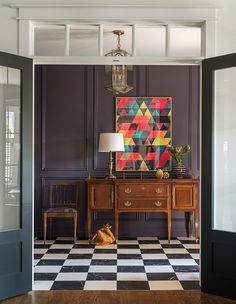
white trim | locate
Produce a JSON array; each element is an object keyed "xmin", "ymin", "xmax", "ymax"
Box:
[
  {"xmin": 64, "ymin": 24, "xmax": 70, "ymax": 56},
  {"xmin": 98, "ymin": 24, "xmax": 104, "ymax": 57}
]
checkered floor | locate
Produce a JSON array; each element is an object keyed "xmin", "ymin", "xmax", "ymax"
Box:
[{"xmin": 34, "ymin": 237, "xmax": 200, "ymax": 291}]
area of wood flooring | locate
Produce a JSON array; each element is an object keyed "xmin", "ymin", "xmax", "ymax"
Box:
[{"xmin": 2, "ymin": 290, "xmax": 236, "ymax": 304}]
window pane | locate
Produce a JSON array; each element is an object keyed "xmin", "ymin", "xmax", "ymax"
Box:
[
  {"xmin": 34, "ymin": 27, "xmax": 65, "ymax": 56},
  {"xmin": 169, "ymin": 27, "xmax": 201, "ymax": 57},
  {"xmin": 136, "ymin": 27, "xmax": 166, "ymax": 56},
  {"xmin": 103, "ymin": 26, "xmax": 132, "ymax": 56},
  {"xmin": 0, "ymin": 67, "xmax": 21, "ymax": 231},
  {"xmin": 214, "ymin": 67, "xmax": 236, "ymax": 233},
  {"xmin": 70, "ymin": 27, "xmax": 98, "ymax": 56}
]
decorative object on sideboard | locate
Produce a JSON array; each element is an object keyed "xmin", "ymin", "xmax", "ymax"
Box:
[
  {"xmin": 99, "ymin": 133, "xmax": 124, "ymax": 179},
  {"xmin": 156, "ymin": 168, "xmax": 164, "ymax": 179},
  {"xmin": 116, "ymin": 97, "xmax": 172, "ymax": 171},
  {"xmin": 105, "ymin": 29, "xmax": 133, "ymax": 94},
  {"xmin": 167, "ymin": 144, "xmax": 191, "ymax": 178},
  {"xmin": 91, "ymin": 223, "xmax": 116, "ymax": 246},
  {"xmin": 163, "ymin": 171, "xmax": 170, "ymax": 179}
]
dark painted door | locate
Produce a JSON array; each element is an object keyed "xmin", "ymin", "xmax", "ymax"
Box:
[
  {"xmin": 0, "ymin": 52, "xmax": 32, "ymax": 300},
  {"xmin": 201, "ymin": 53, "xmax": 236, "ymax": 300}
]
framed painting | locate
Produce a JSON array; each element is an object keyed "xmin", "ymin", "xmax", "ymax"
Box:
[{"xmin": 116, "ymin": 97, "xmax": 172, "ymax": 171}]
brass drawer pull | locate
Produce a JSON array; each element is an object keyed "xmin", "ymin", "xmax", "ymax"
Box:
[
  {"xmin": 125, "ymin": 187, "xmax": 132, "ymax": 194},
  {"xmin": 124, "ymin": 201, "xmax": 132, "ymax": 207},
  {"xmin": 155, "ymin": 201, "xmax": 162, "ymax": 207},
  {"xmin": 155, "ymin": 188, "xmax": 162, "ymax": 194}
]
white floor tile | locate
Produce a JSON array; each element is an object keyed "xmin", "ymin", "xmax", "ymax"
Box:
[
  {"xmin": 142, "ymin": 254, "xmax": 167, "ymax": 260},
  {"xmin": 92, "ymin": 254, "xmax": 117, "ymax": 260},
  {"xmin": 84, "ymin": 281, "xmax": 116, "ymax": 290},
  {"xmin": 190, "ymin": 253, "xmax": 200, "ymax": 259},
  {"xmin": 176, "ymin": 272, "xmax": 200, "ymax": 281},
  {"xmin": 34, "ymin": 266, "xmax": 62, "ymax": 273},
  {"xmin": 139, "ymin": 244, "xmax": 162, "ymax": 249},
  {"xmin": 183, "ymin": 244, "xmax": 200, "ymax": 249},
  {"xmin": 117, "ymin": 249, "xmax": 141, "ymax": 254},
  {"xmin": 33, "ymin": 281, "xmax": 54, "ymax": 290},
  {"xmin": 63, "ymin": 259, "xmax": 91, "ymax": 266},
  {"xmin": 149, "ymin": 280, "xmax": 183, "ymax": 290},
  {"xmin": 88, "ymin": 266, "xmax": 117, "ymax": 273},
  {"xmin": 117, "ymin": 273, "xmax": 147, "ymax": 281},
  {"xmin": 145, "ymin": 265, "xmax": 174, "ymax": 273},
  {"xmin": 56, "ymin": 272, "xmax": 87, "ymax": 281},
  {"xmin": 117, "ymin": 240, "xmax": 139, "ymax": 244},
  {"xmin": 117, "ymin": 259, "xmax": 144, "ymax": 266},
  {"xmin": 34, "ymin": 240, "xmax": 54, "ymax": 245},
  {"xmin": 95, "ymin": 244, "xmax": 117, "ymax": 249},
  {"xmin": 75, "ymin": 240, "xmax": 90, "ymax": 244},
  {"xmin": 34, "ymin": 259, "xmax": 40, "ymax": 266},
  {"xmin": 177, "ymin": 237, "xmax": 196, "ymax": 241},
  {"xmin": 34, "ymin": 249, "xmax": 48, "ymax": 254},
  {"xmin": 41, "ymin": 254, "xmax": 68, "ymax": 260},
  {"xmin": 169, "ymin": 259, "xmax": 198, "ymax": 266},
  {"xmin": 163, "ymin": 248, "xmax": 188, "ymax": 254},
  {"xmin": 50, "ymin": 244, "xmax": 73, "ymax": 249},
  {"xmin": 70, "ymin": 248, "xmax": 94, "ymax": 254},
  {"xmin": 159, "ymin": 240, "xmax": 181, "ymax": 244}
]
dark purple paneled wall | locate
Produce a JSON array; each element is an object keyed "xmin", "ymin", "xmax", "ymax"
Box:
[{"xmin": 34, "ymin": 65, "xmax": 200, "ymax": 239}]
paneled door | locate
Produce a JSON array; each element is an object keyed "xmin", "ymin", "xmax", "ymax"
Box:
[
  {"xmin": 0, "ymin": 52, "xmax": 32, "ymax": 300},
  {"xmin": 201, "ymin": 53, "xmax": 236, "ymax": 300}
]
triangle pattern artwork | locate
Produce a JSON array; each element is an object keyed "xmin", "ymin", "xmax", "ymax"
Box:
[{"xmin": 116, "ymin": 97, "xmax": 172, "ymax": 171}]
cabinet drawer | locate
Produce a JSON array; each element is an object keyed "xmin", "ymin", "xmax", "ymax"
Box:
[
  {"xmin": 117, "ymin": 184, "xmax": 169, "ymax": 197},
  {"xmin": 118, "ymin": 198, "xmax": 168, "ymax": 210},
  {"xmin": 90, "ymin": 184, "xmax": 113, "ymax": 209}
]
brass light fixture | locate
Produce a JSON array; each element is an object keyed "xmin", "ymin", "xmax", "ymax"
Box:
[{"xmin": 105, "ymin": 30, "xmax": 133, "ymax": 94}]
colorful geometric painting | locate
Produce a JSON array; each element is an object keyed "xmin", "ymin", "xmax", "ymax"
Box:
[{"xmin": 116, "ymin": 97, "xmax": 172, "ymax": 171}]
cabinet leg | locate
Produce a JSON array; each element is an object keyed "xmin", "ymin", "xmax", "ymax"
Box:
[
  {"xmin": 189, "ymin": 211, "xmax": 193, "ymax": 238},
  {"xmin": 167, "ymin": 211, "xmax": 171, "ymax": 243},
  {"xmin": 74, "ymin": 213, "xmax": 77, "ymax": 243},
  {"xmin": 115, "ymin": 211, "xmax": 119, "ymax": 242},
  {"xmin": 195, "ymin": 209, "xmax": 199, "ymax": 243},
  {"xmin": 43, "ymin": 212, "xmax": 47, "ymax": 244},
  {"xmin": 87, "ymin": 209, "xmax": 92, "ymax": 240}
]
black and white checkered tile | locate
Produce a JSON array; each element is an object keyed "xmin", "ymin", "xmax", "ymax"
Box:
[{"xmin": 34, "ymin": 237, "xmax": 200, "ymax": 291}]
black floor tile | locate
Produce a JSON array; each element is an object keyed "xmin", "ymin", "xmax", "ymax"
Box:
[
  {"xmin": 60, "ymin": 266, "xmax": 89, "ymax": 273},
  {"xmin": 138, "ymin": 240, "xmax": 160, "ymax": 244},
  {"xmin": 91, "ymin": 259, "xmax": 117, "ymax": 265},
  {"xmin": 187, "ymin": 249, "xmax": 200, "ymax": 253},
  {"xmin": 86, "ymin": 273, "xmax": 117, "ymax": 281},
  {"xmin": 143, "ymin": 259, "xmax": 170, "ymax": 266},
  {"xmin": 54, "ymin": 240, "xmax": 74, "ymax": 244},
  {"xmin": 140, "ymin": 249, "xmax": 164, "ymax": 254},
  {"xmin": 180, "ymin": 280, "xmax": 200, "ymax": 290},
  {"xmin": 117, "ymin": 266, "xmax": 145, "ymax": 273},
  {"xmin": 51, "ymin": 281, "xmax": 85, "ymax": 290},
  {"xmin": 68, "ymin": 254, "xmax": 93, "ymax": 259},
  {"xmin": 34, "ymin": 254, "xmax": 44, "ymax": 259},
  {"xmin": 37, "ymin": 259, "xmax": 65, "ymax": 266},
  {"xmin": 166, "ymin": 254, "xmax": 192, "ymax": 259},
  {"xmin": 94, "ymin": 249, "xmax": 117, "ymax": 254},
  {"xmin": 117, "ymin": 254, "xmax": 142, "ymax": 260},
  {"xmin": 47, "ymin": 249, "xmax": 71, "ymax": 254},
  {"xmin": 34, "ymin": 244, "xmax": 51, "ymax": 249},
  {"xmin": 172, "ymin": 266, "xmax": 199, "ymax": 272},
  {"xmin": 117, "ymin": 245, "xmax": 140, "ymax": 249},
  {"xmin": 147, "ymin": 272, "xmax": 178, "ymax": 281},
  {"xmin": 34, "ymin": 273, "xmax": 58, "ymax": 281},
  {"xmin": 73, "ymin": 244, "xmax": 95, "ymax": 249},
  {"xmin": 161, "ymin": 244, "xmax": 184, "ymax": 248},
  {"xmin": 117, "ymin": 281, "xmax": 150, "ymax": 290}
]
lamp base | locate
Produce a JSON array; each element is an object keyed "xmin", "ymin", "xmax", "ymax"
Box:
[{"xmin": 105, "ymin": 173, "xmax": 117, "ymax": 179}]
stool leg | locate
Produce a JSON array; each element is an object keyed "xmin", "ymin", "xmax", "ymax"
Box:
[
  {"xmin": 74, "ymin": 213, "xmax": 78, "ymax": 243},
  {"xmin": 44, "ymin": 212, "xmax": 47, "ymax": 244}
]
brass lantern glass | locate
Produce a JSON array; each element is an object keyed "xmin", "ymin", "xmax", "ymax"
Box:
[{"xmin": 105, "ymin": 30, "xmax": 133, "ymax": 94}]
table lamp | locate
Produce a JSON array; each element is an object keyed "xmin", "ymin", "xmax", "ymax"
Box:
[{"xmin": 98, "ymin": 133, "xmax": 124, "ymax": 179}]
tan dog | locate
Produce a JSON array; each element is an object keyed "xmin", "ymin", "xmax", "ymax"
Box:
[{"xmin": 91, "ymin": 224, "xmax": 116, "ymax": 245}]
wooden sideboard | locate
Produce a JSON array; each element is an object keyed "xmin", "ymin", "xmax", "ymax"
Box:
[{"xmin": 87, "ymin": 178, "xmax": 199, "ymax": 242}]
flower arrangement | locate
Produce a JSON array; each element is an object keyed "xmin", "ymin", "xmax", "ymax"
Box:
[{"xmin": 166, "ymin": 144, "xmax": 191, "ymax": 163}]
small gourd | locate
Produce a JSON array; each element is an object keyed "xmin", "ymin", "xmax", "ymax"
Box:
[{"xmin": 156, "ymin": 169, "xmax": 163, "ymax": 179}]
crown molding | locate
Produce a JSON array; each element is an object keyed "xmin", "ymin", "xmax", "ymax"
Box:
[{"xmin": 10, "ymin": 3, "xmax": 222, "ymax": 9}]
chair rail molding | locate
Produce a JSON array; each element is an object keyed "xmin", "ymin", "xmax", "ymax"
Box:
[{"xmin": 11, "ymin": 3, "xmax": 220, "ymax": 63}]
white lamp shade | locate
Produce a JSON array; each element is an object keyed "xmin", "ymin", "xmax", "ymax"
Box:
[{"xmin": 99, "ymin": 133, "xmax": 125, "ymax": 152}]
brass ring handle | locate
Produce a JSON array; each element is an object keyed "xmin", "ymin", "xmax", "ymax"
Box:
[
  {"xmin": 155, "ymin": 188, "xmax": 162, "ymax": 194},
  {"xmin": 124, "ymin": 201, "xmax": 132, "ymax": 207},
  {"xmin": 125, "ymin": 187, "xmax": 132, "ymax": 194},
  {"xmin": 155, "ymin": 201, "xmax": 162, "ymax": 207}
]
